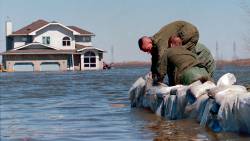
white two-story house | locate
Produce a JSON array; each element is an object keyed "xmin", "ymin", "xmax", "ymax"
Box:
[{"xmin": 1, "ymin": 19, "xmax": 105, "ymax": 72}]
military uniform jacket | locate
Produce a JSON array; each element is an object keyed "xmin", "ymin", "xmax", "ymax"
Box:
[
  {"xmin": 151, "ymin": 21, "xmax": 199, "ymax": 79},
  {"xmin": 195, "ymin": 43, "xmax": 216, "ymax": 76},
  {"xmin": 157, "ymin": 47, "xmax": 199, "ymax": 85}
]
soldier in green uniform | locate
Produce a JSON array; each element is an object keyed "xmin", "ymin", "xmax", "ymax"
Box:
[
  {"xmin": 138, "ymin": 20, "xmax": 215, "ymax": 85},
  {"xmin": 157, "ymin": 35, "xmax": 210, "ymax": 85}
]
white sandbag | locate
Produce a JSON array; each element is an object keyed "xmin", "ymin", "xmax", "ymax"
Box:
[
  {"xmin": 163, "ymin": 94, "xmax": 177, "ymax": 119},
  {"xmin": 129, "ymin": 77, "xmax": 146, "ymax": 107},
  {"xmin": 146, "ymin": 85, "xmax": 183, "ymax": 115},
  {"xmin": 217, "ymin": 73, "xmax": 236, "ymax": 87},
  {"xmin": 129, "ymin": 72, "xmax": 157, "ymax": 108},
  {"xmin": 128, "ymin": 77, "xmax": 145, "ymax": 98},
  {"xmin": 143, "ymin": 81, "xmax": 170, "ymax": 110},
  {"xmin": 198, "ymin": 85, "xmax": 247, "ymax": 130},
  {"xmin": 160, "ymin": 85, "xmax": 189, "ymax": 120},
  {"xmin": 200, "ymin": 98, "xmax": 215, "ymax": 127},
  {"xmin": 217, "ymin": 92, "xmax": 250, "ymax": 133},
  {"xmin": 143, "ymin": 90, "xmax": 159, "ymax": 110},
  {"xmin": 146, "ymin": 83, "xmax": 175, "ymax": 96},
  {"xmin": 185, "ymin": 94, "xmax": 209, "ymax": 121},
  {"xmin": 173, "ymin": 85, "xmax": 190, "ymax": 119},
  {"xmin": 184, "ymin": 80, "xmax": 202, "ymax": 104},
  {"xmin": 237, "ymin": 93, "xmax": 250, "ymax": 133},
  {"xmin": 187, "ymin": 81, "xmax": 216, "ymax": 104},
  {"xmin": 208, "ymin": 85, "xmax": 247, "ymax": 105},
  {"xmin": 129, "ymin": 73, "xmax": 250, "ymax": 134},
  {"xmin": 162, "ymin": 81, "xmax": 213, "ymax": 120}
]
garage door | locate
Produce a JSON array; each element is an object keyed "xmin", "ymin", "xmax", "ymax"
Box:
[
  {"xmin": 40, "ymin": 62, "xmax": 60, "ymax": 71},
  {"xmin": 14, "ymin": 63, "xmax": 34, "ymax": 72}
]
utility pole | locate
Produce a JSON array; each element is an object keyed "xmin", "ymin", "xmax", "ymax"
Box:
[
  {"xmin": 216, "ymin": 41, "xmax": 219, "ymax": 61},
  {"xmin": 232, "ymin": 41, "xmax": 238, "ymax": 60},
  {"xmin": 111, "ymin": 45, "xmax": 114, "ymax": 64}
]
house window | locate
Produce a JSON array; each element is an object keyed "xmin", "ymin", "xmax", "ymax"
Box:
[
  {"xmin": 84, "ymin": 51, "xmax": 96, "ymax": 68},
  {"xmin": 62, "ymin": 36, "xmax": 71, "ymax": 46},
  {"xmin": 21, "ymin": 37, "xmax": 27, "ymax": 42},
  {"xmin": 82, "ymin": 36, "xmax": 91, "ymax": 42},
  {"xmin": 42, "ymin": 36, "xmax": 50, "ymax": 45}
]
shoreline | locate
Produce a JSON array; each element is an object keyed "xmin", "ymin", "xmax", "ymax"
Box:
[
  {"xmin": 112, "ymin": 58, "xmax": 250, "ymax": 68},
  {"xmin": 216, "ymin": 59, "xmax": 250, "ymax": 67}
]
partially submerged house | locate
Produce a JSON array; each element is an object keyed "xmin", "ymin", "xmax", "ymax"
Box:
[{"xmin": 1, "ymin": 19, "xmax": 105, "ymax": 72}]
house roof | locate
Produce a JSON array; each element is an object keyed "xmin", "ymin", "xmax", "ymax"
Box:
[
  {"xmin": 68, "ymin": 26, "xmax": 95, "ymax": 36},
  {"xmin": 75, "ymin": 43, "xmax": 105, "ymax": 52},
  {"xmin": 13, "ymin": 42, "xmax": 59, "ymax": 50},
  {"xmin": 1, "ymin": 43, "xmax": 105, "ymax": 55},
  {"xmin": 1, "ymin": 49, "xmax": 76, "ymax": 55},
  {"xmin": 10, "ymin": 19, "xmax": 94, "ymax": 36},
  {"xmin": 77, "ymin": 46, "xmax": 105, "ymax": 52},
  {"xmin": 75, "ymin": 43, "xmax": 91, "ymax": 50},
  {"xmin": 0, "ymin": 42, "xmax": 72, "ymax": 55},
  {"xmin": 12, "ymin": 19, "xmax": 49, "ymax": 35}
]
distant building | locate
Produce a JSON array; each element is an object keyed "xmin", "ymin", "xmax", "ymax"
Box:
[{"xmin": 1, "ymin": 19, "xmax": 105, "ymax": 72}]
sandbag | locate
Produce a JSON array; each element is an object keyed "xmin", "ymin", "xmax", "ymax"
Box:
[
  {"xmin": 216, "ymin": 92, "xmax": 250, "ymax": 133},
  {"xmin": 200, "ymin": 85, "xmax": 248, "ymax": 132},
  {"xmin": 129, "ymin": 77, "xmax": 146, "ymax": 107},
  {"xmin": 207, "ymin": 85, "xmax": 247, "ymax": 105},
  {"xmin": 147, "ymin": 85, "xmax": 184, "ymax": 116},
  {"xmin": 162, "ymin": 85, "xmax": 189, "ymax": 120},
  {"xmin": 187, "ymin": 81, "xmax": 216, "ymax": 104},
  {"xmin": 217, "ymin": 73, "xmax": 236, "ymax": 87},
  {"xmin": 185, "ymin": 94, "xmax": 209, "ymax": 121},
  {"xmin": 129, "ymin": 72, "xmax": 250, "ymax": 134}
]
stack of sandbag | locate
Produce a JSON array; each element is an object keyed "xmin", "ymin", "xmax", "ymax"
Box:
[
  {"xmin": 194, "ymin": 73, "xmax": 250, "ymax": 133},
  {"xmin": 161, "ymin": 80, "xmax": 215, "ymax": 120},
  {"xmin": 129, "ymin": 73, "xmax": 172, "ymax": 109},
  {"xmin": 184, "ymin": 80, "xmax": 216, "ymax": 121},
  {"xmin": 143, "ymin": 83, "xmax": 177, "ymax": 114},
  {"xmin": 129, "ymin": 72, "xmax": 250, "ymax": 134},
  {"xmin": 161, "ymin": 84, "xmax": 190, "ymax": 119},
  {"xmin": 129, "ymin": 73, "xmax": 190, "ymax": 119}
]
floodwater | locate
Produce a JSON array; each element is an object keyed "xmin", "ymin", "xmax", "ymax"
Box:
[{"xmin": 1, "ymin": 66, "xmax": 250, "ymax": 141}]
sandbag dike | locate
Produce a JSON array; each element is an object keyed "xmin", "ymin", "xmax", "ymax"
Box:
[{"xmin": 129, "ymin": 73, "xmax": 250, "ymax": 134}]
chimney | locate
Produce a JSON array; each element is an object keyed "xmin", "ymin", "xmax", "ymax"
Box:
[{"xmin": 5, "ymin": 20, "xmax": 12, "ymax": 36}]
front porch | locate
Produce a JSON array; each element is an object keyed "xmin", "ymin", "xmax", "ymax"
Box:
[{"xmin": 69, "ymin": 49, "xmax": 104, "ymax": 71}]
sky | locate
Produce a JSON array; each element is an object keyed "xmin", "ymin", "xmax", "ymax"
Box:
[{"xmin": 0, "ymin": 0, "xmax": 250, "ymax": 63}]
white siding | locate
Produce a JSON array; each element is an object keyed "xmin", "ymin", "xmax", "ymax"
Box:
[
  {"xmin": 33, "ymin": 25, "xmax": 75, "ymax": 50},
  {"xmin": 76, "ymin": 42, "xmax": 93, "ymax": 47}
]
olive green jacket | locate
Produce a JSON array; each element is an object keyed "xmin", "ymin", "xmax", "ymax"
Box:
[
  {"xmin": 157, "ymin": 47, "xmax": 200, "ymax": 85},
  {"xmin": 153, "ymin": 20, "xmax": 199, "ymax": 54},
  {"xmin": 195, "ymin": 43, "xmax": 216, "ymax": 77},
  {"xmin": 151, "ymin": 21, "xmax": 215, "ymax": 84},
  {"xmin": 153, "ymin": 43, "xmax": 215, "ymax": 85},
  {"xmin": 151, "ymin": 21, "xmax": 199, "ymax": 78}
]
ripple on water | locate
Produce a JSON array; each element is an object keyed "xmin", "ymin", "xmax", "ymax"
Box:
[{"xmin": 1, "ymin": 67, "xmax": 250, "ymax": 141}]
